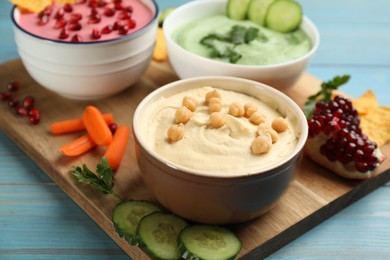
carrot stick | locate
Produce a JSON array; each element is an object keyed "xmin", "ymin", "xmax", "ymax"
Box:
[
  {"xmin": 60, "ymin": 134, "xmax": 96, "ymax": 156},
  {"xmin": 82, "ymin": 106, "xmax": 113, "ymax": 146},
  {"xmin": 50, "ymin": 113, "xmax": 114, "ymax": 135},
  {"xmin": 153, "ymin": 28, "xmax": 168, "ymax": 62},
  {"xmin": 104, "ymin": 125, "xmax": 130, "ymax": 170}
]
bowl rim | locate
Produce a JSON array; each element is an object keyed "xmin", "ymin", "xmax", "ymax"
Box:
[
  {"xmin": 163, "ymin": 0, "xmax": 320, "ymax": 69},
  {"xmin": 10, "ymin": 0, "xmax": 159, "ymax": 45},
  {"xmin": 133, "ymin": 76, "xmax": 309, "ymax": 179}
]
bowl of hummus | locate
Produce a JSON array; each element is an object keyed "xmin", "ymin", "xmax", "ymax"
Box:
[
  {"xmin": 163, "ymin": 0, "xmax": 320, "ymax": 90},
  {"xmin": 11, "ymin": 0, "xmax": 158, "ymax": 100},
  {"xmin": 133, "ymin": 76, "xmax": 308, "ymax": 224}
]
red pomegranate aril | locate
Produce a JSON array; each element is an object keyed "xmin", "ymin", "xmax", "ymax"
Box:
[
  {"xmin": 7, "ymin": 81, "xmax": 20, "ymax": 91},
  {"xmin": 29, "ymin": 108, "xmax": 40, "ymax": 118},
  {"xmin": 118, "ymin": 11, "xmax": 130, "ymax": 20},
  {"xmin": 68, "ymin": 21, "xmax": 82, "ymax": 31},
  {"xmin": 90, "ymin": 7, "xmax": 99, "ymax": 16},
  {"xmin": 127, "ymin": 19, "xmax": 136, "ymax": 29},
  {"xmin": 37, "ymin": 14, "xmax": 49, "ymax": 25},
  {"xmin": 88, "ymin": 0, "xmax": 99, "ymax": 8},
  {"xmin": 29, "ymin": 115, "xmax": 41, "ymax": 125},
  {"xmin": 39, "ymin": 6, "xmax": 53, "ymax": 17},
  {"xmin": 125, "ymin": 5, "xmax": 133, "ymax": 13},
  {"xmin": 325, "ymin": 138, "xmax": 336, "ymax": 150},
  {"xmin": 23, "ymin": 96, "xmax": 35, "ymax": 108},
  {"xmin": 104, "ymin": 7, "xmax": 116, "ymax": 17},
  {"xmin": 355, "ymin": 162, "xmax": 369, "ymax": 173},
  {"xmin": 118, "ymin": 25, "xmax": 129, "ymax": 35},
  {"xmin": 8, "ymin": 98, "xmax": 19, "ymax": 108},
  {"xmin": 108, "ymin": 123, "xmax": 118, "ymax": 134},
  {"xmin": 89, "ymin": 14, "xmax": 101, "ymax": 24},
  {"xmin": 71, "ymin": 34, "xmax": 82, "ymax": 42},
  {"xmin": 340, "ymin": 153, "xmax": 353, "ymax": 164},
  {"xmin": 59, "ymin": 28, "xmax": 69, "ymax": 39},
  {"xmin": 54, "ymin": 19, "xmax": 67, "ymax": 29},
  {"xmin": 345, "ymin": 142, "xmax": 357, "ymax": 154},
  {"xmin": 91, "ymin": 28, "xmax": 101, "ymax": 39},
  {"xmin": 70, "ymin": 13, "xmax": 83, "ymax": 21},
  {"xmin": 16, "ymin": 106, "xmax": 29, "ymax": 116},
  {"xmin": 0, "ymin": 92, "xmax": 12, "ymax": 101},
  {"xmin": 63, "ymin": 3, "xmax": 73, "ymax": 12},
  {"xmin": 115, "ymin": 3, "xmax": 124, "ymax": 10},
  {"xmin": 101, "ymin": 25, "xmax": 113, "ymax": 34},
  {"xmin": 54, "ymin": 8, "xmax": 65, "ymax": 20},
  {"xmin": 76, "ymin": 0, "xmax": 87, "ymax": 4},
  {"xmin": 353, "ymin": 149, "xmax": 364, "ymax": 161},
  {"xmin": 114, "ymin": 0, "xmax": 123, "ymax": 3}
]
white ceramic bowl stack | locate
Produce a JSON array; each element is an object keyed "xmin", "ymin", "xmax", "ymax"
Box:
[{"xmin": 11, "ymin": 0, "xmax": 159, "ymax": 100}]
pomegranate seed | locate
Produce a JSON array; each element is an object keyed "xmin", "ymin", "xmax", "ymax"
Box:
[
  {"xmin": 127, "ymin": 19, "xmax": 136, "ymax": 29},
  {"xmin": 355, "ymin": 162, "xmax": 369, "ymax": 173},
  {"xmin": 29, "ymin": 115, "xmax": 41, "ymax": 125},
  {"xmin": 75, "ymin": 0, "xmax": 87, "ymax": 4},
  {"xmin": 118, "ymin": 11, "xmax": 130, "ymax": 20},
  {"xmin": 101, "ymin": 25, "xmax": 113, "ymax": 34},
  {"xmin": 37, "ymin": 14, "xmax": 49, "ymax": 25},
  {"xmin": 0, "ymin": 92, "xmax": 12, "ymax": 101},
  {"xmin": 54, "ymin": 18, "xmax": 67, "ymax": 29},
  {"xmin": 88, "ymin": 14, "xmax": 101, "ymax": 24},
  {"xmin": 88, "ymin": 0, "xmax": 99, "ymax": 8},
  {"xmin": 63, "ymin": 4, "xmax": 73, "ymax": 12},
  {"xmin": 59, "ymin": 28, "xmax": 69, "ymax": 39},
  {"xmin": 16, "ymin": 106, "xmax": 29, "ymax": 116},
  {"xmin": 91, "ymin": 28, "xmax": 101, "ymax": 39},
  {"xmin": 118, "ymin": 25, "xmax": 129, "ymax": 35},
  {"xmin": 353, "ymin": 149, "xmax": 364, "ymax": 161},
  {"xmin": 125, "ymin": 6, "xmax": 133, "ymax": 13},
  {"xmin": 38, "ymin": 6, "xmax": 53, "ymax": 18},
  {"xmin": 29, "ymin": 108, "xmax": 40, "ymax": 118},
  {"xmin": 54, "ymin": 8, "xmax": 65, "ymax": 20},
  {"xmin": 114, "ymin": 0, "xmax": 122, "ymax": 3},
  {"xmin": 23, "ymin": 96, "xmax": 35, "ymax": 108},
  {"xmin": 68, "ymin": 21, "xmax": 82, "ymax": 31},
  {"xmin": 70, "ymin": 13, "xmax": 83, "ymax": 21},
  {"xmin": 108, "ymin": 123, "xmax": 118, "ymax": 134},
  {"xmin": 8, "ymin": 97, "xmax": 19, "ymax": 108},
  {"xmin": 114, "ymin": 3, "xmax": 124, "ymax": 10},
  {"xmin": 7, "ymin": 81, "xmax": 20, "ymax": 91},
  {"xmin": 104, "ymin": 7, "xmax": 116, "ymax": 17},
  {"xmin": 90, "ymin": 7, "xmax": 99, "ymax": 16},
  {"xmin": 71, "ymin": 34, "xmax": 82, "ymax": 42}
]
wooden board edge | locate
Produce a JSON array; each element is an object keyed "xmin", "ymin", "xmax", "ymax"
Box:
[{"xmin": 240, "ymin": 169, "xmax": 390, "ymax": 259}]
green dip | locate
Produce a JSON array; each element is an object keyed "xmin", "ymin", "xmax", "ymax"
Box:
[{"xmin": 172, "ymin": 15, "xmax": 312, "ymax": 66}]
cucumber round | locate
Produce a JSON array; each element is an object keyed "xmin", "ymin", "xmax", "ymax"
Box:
[
  {"xmin": 137, "ymin": 212, "xmax": 188, "ymax": 260},
  {"xmin": 247, "ymin": 0, "xmax": 276, "ymax": 26},
  {"xmin": 265, "ymin": 0, "xmax": 303, "ymax": 32},
  {"xmin": 112, "ymin": 200, "xmax": 162, "ymax": 245},
  {"xmin": 226, "ymin": 0, "xmax": 252, "ymax": 21},
  {"xmin": 179, "ymin": 225, "xmax": 242, "ymax": 260}
]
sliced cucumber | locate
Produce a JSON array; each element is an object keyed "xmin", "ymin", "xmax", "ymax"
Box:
[
  {"xmin": 265, "ymin": 0, "xmax": 303, "ymax": 32},
  {"xmin": 112, "ymin": 200, "xmax": 162, "ymax": 245},
  {"xmin": 158, "ymin": 7, "xmax": 176, "ymax": 27},
  {"xmin": 137, "ymin": 212, "xmax": 188, "ymax": 260},
  {"xmin": 179, "ymin": 225, "xmax": 242, "ymax": 260},
  {"xmin": 226, "ymin": 0, "xmax": 252, "ymax": 21},
  {"xmin": 247, "ymin": 0, "xmax": 276, "ymax": 26}
]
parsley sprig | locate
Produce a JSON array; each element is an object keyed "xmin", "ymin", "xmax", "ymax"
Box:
[
  {"xmin": 304, "ymin": 75, "xmax": 351, "ymax": 119},
  {"xmin": 200, "ymin": 25, "xmax": 265, "ymax": 63},
  {"xmin": 71, "ymin": 157, "xmax": 121, "ymax": 200}
]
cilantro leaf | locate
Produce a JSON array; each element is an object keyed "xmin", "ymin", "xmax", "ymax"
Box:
[
  {"xmin": 71, "ymin": 157, "xmax": 121, "ymax": 199},
  {"xmin": 304, "ymin": 75, "xmax": 350, "ymax": 119}
]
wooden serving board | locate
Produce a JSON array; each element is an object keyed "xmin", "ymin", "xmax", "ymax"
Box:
[{"xmin": 1, "ymin": 59, "xmax": 390, "ymax": 259}]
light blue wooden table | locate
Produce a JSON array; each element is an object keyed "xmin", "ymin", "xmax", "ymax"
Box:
[{"xmin": 1, "ymin": 0, "xmax": 389, "ymax": 259}]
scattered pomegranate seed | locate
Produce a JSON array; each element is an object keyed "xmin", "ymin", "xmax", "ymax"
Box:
[
  {"xmin": 29, "ymin": 114, "xmax": 41, "ymax": 125},
  {"xmin": 108, "ymin": 123, "xmax": 118, "ymax": 134},
  {"xmin": 68, "ymin": 21, "xmax": 82, "ymax": 31},
  {"xmin": 70, "ymin": 13, "xmax": 83, "ymax": 21},
  {"xmin": 63, "ymin": 4, "xmax": 73, "ymax": 12},
  {"xmin": 37, "ymin": 14, "xmax": 49, "ymax": 25},
  {"xmin": 38, "ymin": 6, "xmax": 53, "ymax": 18},
  {"xmin": 75, "ymin": 0, "xmax": 87, "ymax": 4},
  {"xmin": 90, "ymin": 7, "xmax": 99, "ymax": 16},
  {"xmin": 104, "ymin": 7, "xmax": 116, "ymax": 17},
  {"xmin": 54, "ymin": 19, "xmax": 67, "ymax": 29},
  {"xmin": 101, "ymin": 25, "xmax": 113, "ymax": 34},
  {"xmin": 88, "ymin": 0, "xmax": 99, "ymax": 8},
  {"xmin": 91, "ymin": 28, "xmax": 101, "ymax": 39},
  {"xmin": 114, "ymin": 3, "xmax": 124, "ymax": 10},
  {"xmin": 8, "ymin": 97, "xmax": 19, "ymax": 108},
  {"xmin": 71, "ymin": 34, "xmax": 83, "ymax": 42},
  {"xmin": 16, "ymin": 106, "xmax": 29, "ymax": 116},
  {"xmin": 59, "ymin": 28, "xmax": 69, "ymax": 39},
  {"xmin": 23, "ymin": 96, "xmax": 35, "ymax": 108},
  {"xmin": 88, "ymin": 14, "xmax": 101, "ymax": 24},
  {"xmin": 114, "ymin": 0, "xmax": 123, "ymax": 3},
  {"xmin": 118, "ymin": 25, "xmax": 129, "ymax": 35},
  {"xmin": 7, "ymin": 81, "xmax": 20, "ymax": 91},
  {"xmin": 29, "ymin": 108, "xmax": 41, "ymax": 118},
  {"xmin": 118, "ymin": 11, "xmax": 130, "ymax": 20},
  {"xmin": 54, "ymin": 8, "xmax": 65, "ymax": 20},
  {"xmin": 125, "ymin": 6, "xmax": 133, "ymax": 13},
  {"xmin": 127, "ymin": 19, "xmax": 136, "ymax": 29},
  {"xmin": 0, "ymin": 92, "xmax": 12, "ymax": 101}
]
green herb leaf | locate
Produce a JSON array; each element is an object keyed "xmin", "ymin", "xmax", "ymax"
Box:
[
  {"xmin": 71, "ymin": 157, "xmax": 121, "ymax": 199},
  {"xmin": 304, "ymin": 75, "xmax": 351, "ymax": 119}
]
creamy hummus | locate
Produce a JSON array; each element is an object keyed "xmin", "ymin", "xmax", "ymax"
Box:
[
  {"xmin": 141, "ymin": 86, "xmax": 298, "ymax": 175},
  {"xmin": 172, "ymin": 15, "xmax": 311, "ymax": 66}
]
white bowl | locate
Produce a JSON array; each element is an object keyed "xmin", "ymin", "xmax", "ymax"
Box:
[
  {"xmin": 163, "ymin": 0, "xmax": 320, "ymax": 90},
  {"xmin": 11, "ymin": 0, "xmax": 159, "ymax": 100},
  {"xmin": 133, "ymin": 76, "xmax": 308, "ymax": 224}
]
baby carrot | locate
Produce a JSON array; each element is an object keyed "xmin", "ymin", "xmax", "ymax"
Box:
[
  {"xmin": 104, "ymin": 125, "xmax": 130, "ymax": 170},
  {"xmin": 60, "ymin": 134, "xmax": 96, "ymax": 156},
  {"xmin": 50, "ymin": 113, "xmax": 114, "ymax": 135},
  {"xmin": 82, "ymin": 106, "xmax": 113, "ymax": 146}
]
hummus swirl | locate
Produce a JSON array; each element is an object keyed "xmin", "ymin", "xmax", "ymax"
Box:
[{"xmin": 141, "ymin": 87, "xmax": 298, "ymax": 175}]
